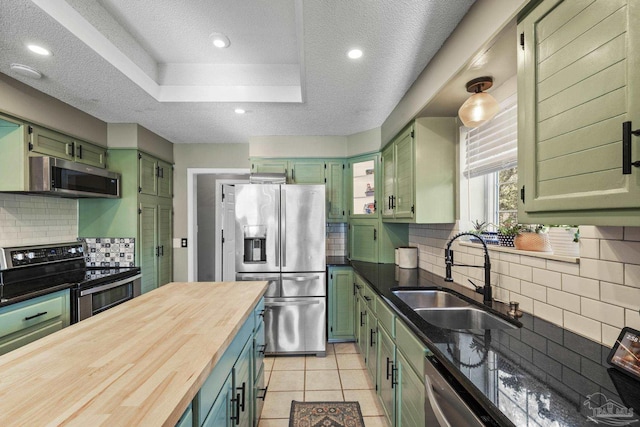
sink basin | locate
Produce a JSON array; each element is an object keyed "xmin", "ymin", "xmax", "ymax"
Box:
[
  {"xmin": 392, "ymin": 290, "xmax": 470, "ymax": 309},
  {"xmin": 416, "ymin": 307, "xmax": 517, "ymax": 330}
]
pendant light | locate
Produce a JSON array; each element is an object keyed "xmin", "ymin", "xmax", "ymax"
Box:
[{"xmin": 458, "ymin": 76, "xmax": 500, "ymax": 128}]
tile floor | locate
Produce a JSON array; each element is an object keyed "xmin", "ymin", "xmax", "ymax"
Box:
[{"xmin": 258, "ymin": 343, "xmax": 390, "ymax": 427}]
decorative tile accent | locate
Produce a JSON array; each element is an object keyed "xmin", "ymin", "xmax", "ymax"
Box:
[{"xmin": 80, "ymin": 237, "xmax": 135, "ymax": 267}]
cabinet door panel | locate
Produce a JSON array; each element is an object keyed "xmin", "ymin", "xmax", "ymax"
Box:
[
  {"xmin": 377, "ymin": 325, "xmax": 396, "ymax": 425},
  {"xmin": 350, "ymin": 221, "xmax": 378, "ymax": 262},
  {"xmin": 350, "ymin": 156, "xmax": 377, "ymax": 218},
  {"xmin": 396, "ymin": 351, "xmax": 425, "ymax": 427},
  {"xmin": 518, "ymin": 0, "xmax": 640, "ymax": 214},
  {"xmin": 157, "ymin": 160, "xmax": 173, "ymax": 198},
  {"xmin": 139, "ymin": 203, "xmax": 158, "ymax": 294},
  {"xmin": 393, "ymin": 129, "xmax": 414, "ymax": 218},
  {"xmin": 75, "ymin": 141, "xmax": 106, "ymax": 168},
  {"xmin": 326, "ymin": 161, "xmax": 346, "ymax": 222},
  {"xmin": 381, "ymin": 146, "xmax": 395, "ymax": 218},
  {"xmin": 30, "ymin": 126, "xmax": 74, "ymax": 160},
  {"xmin": 328, "ymin": 267, "xmax": 354, "ymax": 341},
  {"xmin": 158, "ymin": 205, "xmax": 172, "ymax": 287},
  {"xmin": 202, "ymin": 373, "xmax": 233, "ymax": 427},
  {"xmin": 139, "ymin": 153, "xmax": 158, "ymax": 196},
  {"xmin": 291, "ymin": 160, "xmax": 324, "ymax": 184}
]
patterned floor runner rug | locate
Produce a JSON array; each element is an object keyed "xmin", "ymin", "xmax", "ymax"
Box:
[{"xmin": 289, "ymin": 401, "xmax": 365, "ymax": 427}]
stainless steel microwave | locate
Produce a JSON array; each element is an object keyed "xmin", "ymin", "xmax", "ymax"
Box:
[{"xmin": 29, "ymin": 156, "xmax": 120, "ymax": 198}]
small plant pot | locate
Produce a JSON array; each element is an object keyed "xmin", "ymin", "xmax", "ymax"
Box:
[
  {"xmin": 498, "ymin": 232, "xmax": 515, "ymax": 247},
  {"xmin": 481, "ymin": 231, "xmax": 499, "ymax": 245},
  {"xmin": 514, "ymin": 232, "xmax": 552, "ymax": 252}
]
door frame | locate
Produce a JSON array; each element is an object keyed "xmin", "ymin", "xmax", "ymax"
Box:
[{"xmin": 187, "ymin": 168, "xmax": 249, "ymax": 281}]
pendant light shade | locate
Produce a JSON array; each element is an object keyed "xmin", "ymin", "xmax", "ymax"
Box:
[{"xmin": 458, "ymin": 77, "xmax": 500, "ymax": 128}]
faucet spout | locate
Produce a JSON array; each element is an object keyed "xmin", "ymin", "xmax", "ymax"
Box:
[{"xmin": 444, "ymin": 232, "xmax": 493, "ymax": 305}]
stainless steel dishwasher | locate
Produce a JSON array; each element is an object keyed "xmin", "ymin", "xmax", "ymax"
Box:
[{"xmin": 424, "ymin": 355, "xmax": 489, "ymax": 426}]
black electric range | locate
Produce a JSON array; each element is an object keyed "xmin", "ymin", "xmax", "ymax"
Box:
[{"xmin": 0, "ymin": 242, "xmax": 141, "ymax": 321}]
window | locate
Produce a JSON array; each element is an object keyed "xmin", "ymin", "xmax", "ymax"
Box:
[{"xmin": 461, "ymin": 93, "xmax": 518, "ymax": 231}]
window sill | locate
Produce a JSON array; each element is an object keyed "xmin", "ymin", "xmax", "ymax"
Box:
[{"xmin": 459, "ymin": 241, "xmax": 579, "ymax": 264}]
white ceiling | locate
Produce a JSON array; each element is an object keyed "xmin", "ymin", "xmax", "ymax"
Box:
[{"xmin": 0, "ymin": 0, "xmax": 475, "ymax": 144}]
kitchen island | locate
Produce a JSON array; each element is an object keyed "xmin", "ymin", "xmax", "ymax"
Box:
[{"xmin": 0, "ymin": 281, "xmax": 268, "ymax": 426}]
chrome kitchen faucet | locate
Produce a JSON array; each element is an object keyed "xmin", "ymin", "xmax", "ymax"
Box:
[{"xmin": 445, "ymin": 232, "xmax": 492, "ymax": 305}]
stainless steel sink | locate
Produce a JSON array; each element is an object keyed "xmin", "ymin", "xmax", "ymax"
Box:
[
  {"xmin": 392, "ymin": 290, "xmax": 470, "ymax": 309},
  {"xmin": 416, "ymin": 307, "xmax": 517, "ymax": 330},
  {"xmin": 392, "ymin": 289, "xmax": 519, "ymax": 330}
]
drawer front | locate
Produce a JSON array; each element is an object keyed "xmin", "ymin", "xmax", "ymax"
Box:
[
  {"xmin": 376, "ymin": 299, "xmax": 395, "ymax": 338},
  {"xmin": 0, "ymin": 291, "xmax": 66, "ymax": 339},
  {"xmin": 396, "ymin": 318, "xmax": 427, "ymax": 379},
  {"xmin": 253, "ymin": 321, "xmax": 265, "ymax": 381}
]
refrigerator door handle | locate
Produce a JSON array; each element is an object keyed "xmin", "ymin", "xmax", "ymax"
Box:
[
  {"xmin": 281, "ymin": 187, "xmax": 287, "ymax": 267},
  {"xmin": 275, "ymin": 186, "xmax": 281, "ymax": 267},
  {"xmin": 237, "ymin": 275, "xmax": 280, "ymax": 281},
  {"xmin": 282, "ymin": 275, "xmax": 321, "ymax": 282},
  {"xmin": 266, "ymin": 299, "xmax": 320, "ymax": 307}
]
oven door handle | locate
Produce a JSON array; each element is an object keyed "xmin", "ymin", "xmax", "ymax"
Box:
[{"xmin": 79, "ymin": 274, "xmax": 142, "ymax": 296}]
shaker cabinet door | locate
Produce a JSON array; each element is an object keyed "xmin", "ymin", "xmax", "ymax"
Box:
[{"xmin": 518, "ymin": 0, "xmax": 640, "ymax": 218}]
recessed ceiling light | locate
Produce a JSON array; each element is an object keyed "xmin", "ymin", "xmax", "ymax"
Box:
[
  {"xmin": 27, "ymin": 44, "xmax": 52, "ymax": 56},
  {"xmin": 10, "ymin": 63, "xmax": 42, "ymax": 79},
  {"xmin": 210, "ymin": 33, "xmax": 230, "ymax": 49},
  {"xmin": 347, "ymin": 49, "xmax": 363, "ymax": 59},
  {"xmin": 234, "ymin": 108, "xmax": 246, "ymax": 114}
]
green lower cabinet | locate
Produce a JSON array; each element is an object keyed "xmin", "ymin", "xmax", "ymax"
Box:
[
  {"xmin": 355, "ymin": 294, "xmax": 367, "ymax": 357},
  {"xmin": 365, "ymin": 308, "xmax": 378, "ymax": 383},
  {"xmin": 176, "ymin": 403, "xmax": 193, "ymax": 427},
  {"xmin": 235, "ymin": 339, "xmax": 253, "ymax": 427},
  {"xmin": 202, "ymin": 373, "xmax": 233, "ymax": 427},
  {"xmin": 0, "ymin": 289, "xmax": 70, "ymax": 356},
  {"xmin": 396, "ymin": 351, "xmax": 425, "ymax": 427},
  {"xmin": 377, "ymin": 325, "xmax": 396, "ymax": 425},
  {"xmin": 328, "ymin": 266, "xmax": 355, "ymax": 341}
]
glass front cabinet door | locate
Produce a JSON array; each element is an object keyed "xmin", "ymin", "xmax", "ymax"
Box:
[{"xmin": 349, "ymin": 154, "xmax": 379, "ymax": 218}]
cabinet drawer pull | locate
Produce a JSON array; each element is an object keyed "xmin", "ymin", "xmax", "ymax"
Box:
[
  {"xmin": 364, "ymin": 296, "xmax": 371, "ymax": 302},
  {"xmin": 24, "ymin": 311, "xmax": 48, "ymax": 321},
  {"xmin": 370, "ymin": 328, "xmax": 376, "ymax": 347},
  {"xmin": 622, "ymin": 121, "xmax": 640, "ymax": 174},
  {"xmin": 259, "ymin": 309, "xmax": 266, "ymax": 318},
  {"xmin": 386, "ymin": 357, "xmax": 392, "ymax": 380},
  {"xmin": 360, "ymin": 311, "xmax": 366, "ymax": 327},
  {"xmin": 230, "ymin": 394, "xmax": 240, "ymax": 425},
  {"xmin": 258, "ymin": 344, "xmax": 266, "ymax": 356},
  {"xmin": 391, "ymin": 364, "xmax": 398, "ymax": 389},
  {"xmin": 237, "ymin": 382, "xmax": 246, "ymax": 412},
  {"xmin": 258, "ymin": 385, "xmax": 268, "ymax": 400}
]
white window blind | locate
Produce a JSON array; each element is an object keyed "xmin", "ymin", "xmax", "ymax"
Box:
[{"xmin": 463, "ymin": 93, "xmax": 517, "ymax": 178}]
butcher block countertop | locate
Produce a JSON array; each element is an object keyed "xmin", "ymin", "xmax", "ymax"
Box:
[{"xmin": 0, "ymin": 281, "xmax": 268, "ymax": 426}]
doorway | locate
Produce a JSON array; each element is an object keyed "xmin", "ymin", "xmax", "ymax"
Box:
[{"xmin": 187, "ymin": 168, "xmax": 249, "ymax": 281}]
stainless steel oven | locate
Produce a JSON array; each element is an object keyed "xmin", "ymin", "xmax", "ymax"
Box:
[{"xmin": 73, "ymin": 273, "xmax": 141, "ymax": 323}]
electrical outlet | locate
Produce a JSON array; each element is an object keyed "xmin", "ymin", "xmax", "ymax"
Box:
[{"xmin": 181, "ymin": 238, "xmax": 188, "ymax": 248}]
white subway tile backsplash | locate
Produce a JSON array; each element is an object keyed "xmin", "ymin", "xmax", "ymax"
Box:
[
  {"xmin": 520, "ymin": 256, "xmax": 546, "ymax": 269},
  {"xmin": 581, "ymin": 298, "xmax": 624, "ymax": 327},
  {"xmin": 533, "ymin": 301, "xmax": 563, "ymax": 326},
  {"xmin": 546, "ymin": 260, "xmax": 580, "ymax": 275},
  {"xmin": 546, "ymin": 289, "xmax": 580, "ymax": 313},
  {"xmin": 601, "ymin": 324, "xmax": 620, "ymax": 347},
  {"xmin": 521, "ymin": 281, "xmax": 547, "ymax": 302},
  {"xmin": 580, "ymin": 258, "xmax": 624, "ymax": 284},
  {"xmin": 532, "ymin": 268, "xmax": 562, "ymax": 289},
  {"xmin": 563, "ymin": 312, "xmax": 601, "ymax": 343},
  {"xmin": 561, "ymin": 274, "xmax": 600, "ymax": 299},
  {"xmin": 579, "ymin": 226, "xmax": 624, "ymax": 240},
  {"xmin": 624, "ymin": 227, "xmax": 640, "ymax": 241},
  {"xmin": 498, "ymin": 275, "xmax": 520, "ymax": 293},
  {"xmin": 600, "ymin": 282, "xmax": 640, "ymax": 310},
  {"xmin": 626, "ymin": 309, "xmax": 640, "ymax": 330},
  {"xmin": 579, "ymin": 238, "xmax": 599, "ymax": 259},
  {"xmin": 509, "ymin": 293, "xmax": 534, "ymax": 313},
  {"xmin": 600, "ymin": 240, "xmax": 640, "ymax": 265}
]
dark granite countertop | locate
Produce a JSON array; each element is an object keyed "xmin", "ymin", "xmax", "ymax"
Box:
[
  {"xmin": 351, "ymin": 261, "xmax": 640, "ymax": 427},
  {"xmin": 327, "ymin": 256, "xmax": 350, "ymax": 267}
]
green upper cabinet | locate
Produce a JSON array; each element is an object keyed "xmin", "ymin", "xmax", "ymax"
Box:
[
  {"xmin": 157, "ymin": 159, "xmax": 173, "ymax": 198},
  {"xmin": 73, "ymin": 139, "xmax": 107, "ymax": 168},
  {"xmin": 325, "ymin": 160, "xmax": 347, "ymax": 222},
  {"xmin": 29, "ymin": 125, "xmax": 107, "ymax": 168},
  {"xmin": 250, "ymin": 158, "xmax": 289, "ymax": 176},
  {"xmin": 139, "ymin": 152, "xmax": 158, "ymax": 196},
  {"xmin": 29, "ymin": 125, "xmax": 74, "ymax": 161},
  {"xmin": 328, "ymin": 266, "xmax": 355, "ymax": 341},
  {"xmin": 381, "ymin": 118, "xmax": 456, "ymax": 223},
  {"xmin": 290, "ymin": 159, "xmax": 325, "ymax": 184},
  {"xmin": 517, "ymin": 0, "xmax": 640, "ymax": 226},
  {"xmin": 0, "ymin": 114, "xmax": 29, "ymax": 192},
  {"xmin": 349, "ymin": 153, "xmax": 379, "ymax": 218},
  {"xmin": 349, "ymin": 219, "xmax": 379, "ymax": 263}
]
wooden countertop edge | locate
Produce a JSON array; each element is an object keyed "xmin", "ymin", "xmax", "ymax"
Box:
[{"xmin": 0, "ymin": 281, "xmax": 268, "ymax": 426}]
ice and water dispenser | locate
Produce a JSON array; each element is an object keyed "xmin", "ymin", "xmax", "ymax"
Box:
[{"xmin": 243, "ymin": 225, "xmax": 267, "ymax": 263}]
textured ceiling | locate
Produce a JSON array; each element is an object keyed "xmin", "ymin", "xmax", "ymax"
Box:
[{"xmin": 0, "ymin": 0, "xmax": 475, "ymax": 144}]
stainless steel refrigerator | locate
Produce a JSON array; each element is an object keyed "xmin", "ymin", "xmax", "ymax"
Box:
[{"xmin": 234, "ymin": 184, "xmax": 326, "ymax": 356}]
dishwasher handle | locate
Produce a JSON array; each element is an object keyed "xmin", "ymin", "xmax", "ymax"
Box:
[{"xmin": 425, "ymin": 374, "xmax": 451, "ymax": 427}]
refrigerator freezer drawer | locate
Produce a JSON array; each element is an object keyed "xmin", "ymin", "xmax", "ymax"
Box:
[
  {"xmin": 264, "ymin": 297, "xmax": 326, "ymax": 356},
  {"xmin": 236, "ymin": 273, "xmax": 280, "ymax": 298},
  {"xmin": 281, "ymin": 272, "xmax": 326, "ymax": 297}
]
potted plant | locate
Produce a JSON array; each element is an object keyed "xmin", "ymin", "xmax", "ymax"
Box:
[
  {"xmin": 514, "ymin": 224, "xmax": 552, "ymax": 252},
  {"xmin": 497, "ymin": 221, "xmax": 521, "ymax": 247},
  {"xmin": 468, "ymin": 220, "xmax": 488, "ymax": 243},
  {"xmin": 547, "ymin": 225, "xmax": 580, "ymax": 257}
]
